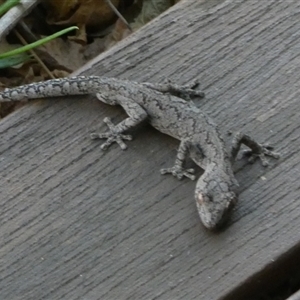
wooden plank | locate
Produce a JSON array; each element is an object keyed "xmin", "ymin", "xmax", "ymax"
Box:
[
  {"xmin": 1, "ymin": 0, "xmax": 300, "ymax": 299},
  {"xmin": 287, "ymin": 290, "xmax": 300, "ymax": 300}
]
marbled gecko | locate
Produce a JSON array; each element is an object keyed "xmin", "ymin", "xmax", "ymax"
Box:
[{"xmin": 0, "ymin": 76, "xmax": 280, "ymax": 229}]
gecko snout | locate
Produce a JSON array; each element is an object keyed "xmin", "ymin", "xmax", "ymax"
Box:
[{"xmin": 196, "ymin": 191, "xmax": 237, "ymax": 230}]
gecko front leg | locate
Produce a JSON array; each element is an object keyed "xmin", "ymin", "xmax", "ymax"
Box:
[
  {"xmin": 91, "ymin": 100, "xmax": 147, "ymax": 150},
  {"xmin": 142, "ymin": 79, "xmax": 205, "ymax": 100},
  {"xmin": 161, "ymin": 140, "xmax": 196, "ymax": 180},
  {"xmin": 230, "ymin": 132, "xmax": 280, "ymax": 166}
]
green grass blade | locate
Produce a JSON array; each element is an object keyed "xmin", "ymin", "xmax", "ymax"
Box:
[
  {"xmin": 0, "ymin": 26, "xmax": 79, "ymax": 59},
  {"xmin": 0, "ymin": 53, "xmax": 31, "ymax": 68},
  {"xmin": 0, "ymin": 0, "xmax": 20, "ymax": 17}
]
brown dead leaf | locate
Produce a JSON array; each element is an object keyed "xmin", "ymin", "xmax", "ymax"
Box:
[
  {"xmin": 68, "ymin": 24, "xmax": 88, "ymax": 45},
  {"xmin": 50, "ymin": 69, "xmax": 70, "ymax": 79},
  {"xmin": 131, "ymin": 0, "xmax": 173, "ymax": 30},
  {"xmin": 44, "ymin": 0, "xmax": 79, "ymax": 20},
  {"xmin": 102, "ymin": 0, "xmax": 176, "ymax": 48},
  {"xmin": 104, "ymin": 18, "xmax": 132, "ymax": 49},
  {"xmin": 83, "ymin": 37, "xmax": 106, "ymax": 61},
  {"xmin": 45, "ymin": 0, "xmax": 120, "ymax": 29},
  {"xmin": 38, "ymin": 37, "xmax": 86, "ymax": 72}
]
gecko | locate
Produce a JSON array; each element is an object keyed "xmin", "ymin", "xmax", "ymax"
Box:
[{"xmin": 0, "ymin": 76, "xmax": 280, "ymax": 229}]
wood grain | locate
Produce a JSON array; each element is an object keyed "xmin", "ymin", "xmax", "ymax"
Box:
[{"xmin": 1, "ymin": 0, "xmax": 300, "ymax": 299}]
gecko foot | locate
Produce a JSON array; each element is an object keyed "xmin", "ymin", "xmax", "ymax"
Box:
[
  {"xmin": 167, "ymin": 79, "xmax": 205, "ymax": 99},
  {"xmin": 242, "ymin": 144, "xmax": 280, "ymax": 167},
  {"xmin": 90, "ymin": 117, "xmax": 132, "ymax": 150},
  {"xmin": 179, "ymin": 80, "xmax": 205, "ymax": 98},
  {"xmin": 160, "ymin": 166, "xmax": 196, "ymax": 180}
]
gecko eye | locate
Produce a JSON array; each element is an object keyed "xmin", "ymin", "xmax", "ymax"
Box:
[{"xmin": 205, "ymin": 193, "xmax": 213, "ymax": 202}]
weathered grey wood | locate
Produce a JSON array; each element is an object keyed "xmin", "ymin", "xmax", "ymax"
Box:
[
  {"xmin": 1, "ymin": 0, "xmax": 300, "ymax": 299},
  {"xmin": 287, "ymin": 289, "xmax": 300, "ymax": 300}
]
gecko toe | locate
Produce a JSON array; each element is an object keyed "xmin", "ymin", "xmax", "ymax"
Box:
[
  {"xmin": 183, "ymin": 172, "xmax": 196, "ymax": 180},
  {"xmin": 242, "ymin": 144, "xmax": 280, "ymax": 167},
  {"xmin": 100, "ymin": 138, "xmax": 114, "ymax": 150},
  {"xmin": 90, "ymin": 132, "xmax": 100, "ymax": 140},
  {"xmin": 160, "ymin": 166, "xmax": 196, "ymax": 180},
  {"xmin": 259, "ymin": 154, "xmax": 269, "ymax": 167},
  {"xmin": 115, "ymin": 137, "xmax": 128, "ymax": 150},
  {"xmin": 90, "ymin": 132, "xmax": 110, "ymax": 139}
]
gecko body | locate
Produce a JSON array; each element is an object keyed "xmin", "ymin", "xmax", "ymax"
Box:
[{"xmin": 0, "ymin": 76, "xmax": 280, "ymax": 229}]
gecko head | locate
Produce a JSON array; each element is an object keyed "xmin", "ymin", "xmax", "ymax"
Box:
[{"xmin": 195, "ymin": 175, "xmax": 238, "ymax": 230}]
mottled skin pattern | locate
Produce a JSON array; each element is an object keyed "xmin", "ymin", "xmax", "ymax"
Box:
[{"xmin": 0, "ymin": 76, "xmax": 280, "ymax": 229}]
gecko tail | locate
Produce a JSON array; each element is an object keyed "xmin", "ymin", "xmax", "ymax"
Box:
[{"xmin": 0, "ymin": 76, "xmax": 106, "ymax": 102}]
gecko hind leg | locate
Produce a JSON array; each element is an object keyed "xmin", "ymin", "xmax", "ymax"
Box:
[
  {"xmin": 91, "ymin": 101, "xmax": 148, "ymax": 150},
  {"xmin": 230, "ymin": 132, "xmax": 280, "ymax": 166},
  {"xmin": 161, "ymin": 140, "xmax": 196, "ymax": 180}
]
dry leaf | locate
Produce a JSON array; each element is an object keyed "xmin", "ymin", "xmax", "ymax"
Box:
[
  {"xmin": 83, "ymin": 37, "xmax": 106, "ymax": 60},
  {"xmin": 45, "ymin": 0, "xmax": 120, "ymax": 29},
  {"xmin": 38, "ymin": 37, "xmax": 86, "ymax": 72},
  {"xmin": 103, "ymin": 0, "xmax": 175, "ymax": 48},
  {"xmin": 44, "ymin": 0, "xmax": 79, "ymax": 20},
  {"xmin": 131, "ymin": 0, "xmax": 173, "ymax": 30},
  {"xmin": 104, "ymin": 18, "xmax": 132, "ymax": 49}
]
